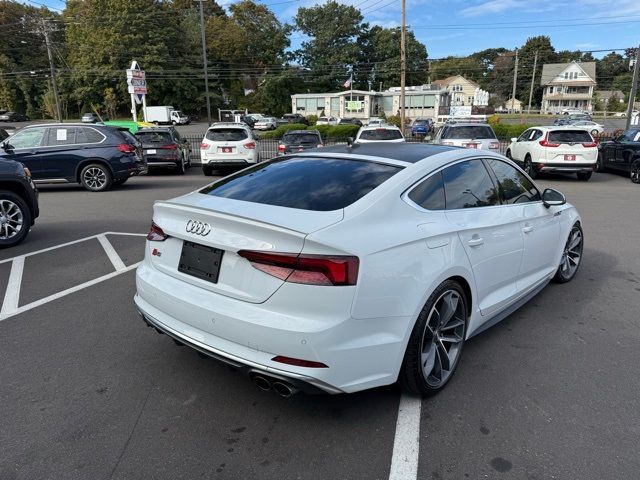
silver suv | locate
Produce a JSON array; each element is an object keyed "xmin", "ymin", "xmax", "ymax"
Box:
[{"xmin": 433, "ymin": 122, "xmax": 500, "ymax": 151}]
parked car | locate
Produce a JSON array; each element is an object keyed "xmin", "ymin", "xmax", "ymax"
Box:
[
  {"xmin": 135, "ymin": 142, "xmax": 582, "ymax": 396},
  {"xmin": 553, "ymin": 118, "xmax": 571, "ymax": 126},
  {"xmin": 248, "ymin": 113, "xmax": 265, "ymax": 122},
  {"xmin": 338, "ymin": 118, "xmax": 363, "ymax": 127},
  {"xmin": 597, "ymin": 128, "xmax": 640, "ymax": 183},
  {"xmin": 0, "ymin": 111, "xmax": 28, "ymax": 122},
  {"xmin": 433, "ymin": 122, "xmax": 500, "ymax": 151},
  {"xmin": 0, "ymin": 123, "xmax": 147, "ymax": 191},
  {"xmin": 0, "ymin": 158, "xmax": 39, "ymax": 248},
  {"xmin": 277, "ymin": 130, "xmax": 323, "ymax": 155},
  {"xmin": 569, "ymin": 120, "xmax": 604, "ymax": 136},
  {"xmin": 282, "ymin": 113, "xmax": 309, "ymax": 125},
  {"xmin": 81, "ymin": 113, "xmax": 99, "ymax": 123},
  {"xmin": 316, "ymin": 116, "xmax": 338, "ymax": 126},
  {"xmin": 367, "ymin": 118, "xmax": 386, "ymax": 127},
  {"xmin": 200, "ymin": 123, "xmax": 258, "ymax": 175},
  {"xmin": 505, "ymin": 126, "xmax": 597, "ymax": 180},
  {"xmin": 561, "ymin": 108, "xmax": 585, "ymax": 115},
  {"xmin": 240, "ymin": 115, "xmax": 255, "ymax": 129},
  {"xmin": 135, "ymin": 127, "xmax": 190, "ymax": 174},
  {"xmin": 567, "ymin": 113, "xmax": 592, "ymax": 122},
  {"xmin": 355, "ymin": 125, "xmax": 404, "ymax": 143},
  {"xmin": 254, "ymin": 117, "xmax": 277, "ymax": 131},
  {"xmin": 613, "ymin": 110, "xmax": 639, "ymax": 117},
  {"xmin": 411, "ymin": 118, "xmax": 434, "ymax": 136}
]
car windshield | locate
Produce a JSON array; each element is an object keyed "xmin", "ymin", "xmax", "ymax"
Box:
[
  {"xmin": 283, "ymin": 133, "xmax": 320, "ymax": 144},
  {"xmin": 200, "ymin": 157, "xmax": 402, "ymax": 211},
  {"xmin": 619, "ymin": 129, "xmax": 640, "ymax": 141},
  {"xmin": 359, "ymin": 129, "xmax": 403, "ymax": 141},
  {"xmin": 174, "ymin": 111, "xmax": 183, "ymax": 115},
  {"xmin": 205, "ymin": 128, "xmax": 248, "ymax": 142},
  {"xmin": 442, "ymin": 126, "xmax": 496, "ymax": 139},
  {"xmin": 136, "ymin": 131, "xmax": 173, "ymax": 143},
  {"xmin": 548, "ymin": 130, "xmax": 593, "ymax": 143}
]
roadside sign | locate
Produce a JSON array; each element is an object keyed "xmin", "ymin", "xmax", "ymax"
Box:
[
  {"xmin": 126, "ymin": 62, "xmax": 147, "ymax": 95},
  {"xmin": 346, "ymin": 101, "xmax": 362, "ymax": 111}
]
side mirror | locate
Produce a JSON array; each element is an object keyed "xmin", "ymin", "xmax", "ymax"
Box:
[
  {"xmin": 1, "ymin": 141, "xmax": 10, "ymax": 150},
  {"xmin": 511, "ymin": 137, "xmax": 518, "ymax": 142},
  {"xmin": 542, "ymin": 188, "xmax": 566, "ymax": 208},
  {"xmin": 346, "ymin": 137, "xmax": 354, "ymax": 146}
]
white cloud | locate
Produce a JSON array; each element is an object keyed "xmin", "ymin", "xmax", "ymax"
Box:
[{"xmin": 460, "ymin": 0, "xmax": 523, "ymax": 17}]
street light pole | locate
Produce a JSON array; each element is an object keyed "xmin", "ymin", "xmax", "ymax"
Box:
[
  {"xmin": 625, "ymin": 44, "xmax": 640, "ymax": 130},
  {"xmin": 527, "ymin": 50, "xmax": 538, "ymax": 114},
  {"xmin": 510, "ymin": 49, "xmax": 519, "ymax": 114},
  {"xmin": 400, "ymin": 0, "xmax": 406, "ymax": 131},
  {"xmin": 195, "ymin": 0, "xmax": 212, "ymax": 126}
]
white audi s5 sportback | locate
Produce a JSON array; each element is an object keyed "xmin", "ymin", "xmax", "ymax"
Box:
[{"xmin": 135, "ymin": 143, "xmax": 583, "ymax": 397}]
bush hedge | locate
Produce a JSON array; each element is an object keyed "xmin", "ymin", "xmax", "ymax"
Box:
[
  {"xmin": 491, "ymin": 123, "xmax": 534, "ymax": 140},
  {"xmin": 258, "ymin": 124, "xmax": 360, "ymax": 141}
]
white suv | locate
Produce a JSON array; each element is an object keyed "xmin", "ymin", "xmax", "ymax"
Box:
[
  {"xmin": 432, "ymin": 122, "xmax": 500, "ymax": 151},
  {"xmin": 355, "ymin": 125, "xmax": 404, "ymax": 143},
  {"xmin": 200, "ymin": 123, "xmax": 258, "ymax": 175},
  {"xmin": 506, "ymin": 126, "xmax": 597, "ymax": 181}
]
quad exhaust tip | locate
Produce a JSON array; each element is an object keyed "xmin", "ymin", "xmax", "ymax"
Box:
[{"xmin": 251, "ymin": 374, "xmax": 299, "ymax": 397}]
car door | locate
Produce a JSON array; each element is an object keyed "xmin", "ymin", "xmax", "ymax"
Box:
[
  {"xmin": 618, "ymin": 130, "xmax": 640, "ymax": 173},
  {"xmin": 442, "ymin": 159, "xmax": 524, "ymax": 317},
  {"xmin": 511, "ymin": 129, "xmax": 533, "ymax": 162},
  {"xmin": 0, "ymin": 126, "xmax": 47, "ymax": 177},
  {"xmin": 38, "ymin": 126, "xmax": 87, "ymax": 180},
  {"xmin": 485, "ymin": 158, "xmax": 560, "ymax": 291}
]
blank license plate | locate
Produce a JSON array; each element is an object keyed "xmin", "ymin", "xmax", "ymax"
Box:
[
  {"xmin": 178, "ymin": 241, "xmax": 224, "ymax": 284},
  {"xmin": 564, "ymin": 154, "xmax": 576, "ymax": 161},
  {"xmin": 218, "ymin": 147, "xmax": 234, "ymax": 153},
  {"xmin": 146, "ymin": 149, "xmax": 156, "ymax": 155}
]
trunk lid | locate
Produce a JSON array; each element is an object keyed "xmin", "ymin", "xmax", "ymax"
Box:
[{"xmin": 149, "ymin": 193, "xmax": 343, "ymax": 303}]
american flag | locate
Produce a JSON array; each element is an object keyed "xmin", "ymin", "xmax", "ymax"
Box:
[{"xmin": 343, "ymin": 76, "xmax": 352, "ymax": 88}]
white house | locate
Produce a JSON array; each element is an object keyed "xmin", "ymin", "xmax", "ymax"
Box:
[
  {"xmin": 540, "ymin": 61, "xmax": 596, "ymax": 114},
  {"xmin": 291, "ymin": 85, "xmax": 451, "ymax": 122}
]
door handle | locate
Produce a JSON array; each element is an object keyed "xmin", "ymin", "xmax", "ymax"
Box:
[
  {"xmin": 522, "ymin": 224, "xmax": 534, "ymax": 234},
  {"xmin": 467, "ymin": 236, "xmax": 484, "ymax": 247}
]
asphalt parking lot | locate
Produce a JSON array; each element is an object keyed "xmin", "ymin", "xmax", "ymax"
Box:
[{"xmin": 1, "ymin": 167, "xmax": 639, "ymax": 480}]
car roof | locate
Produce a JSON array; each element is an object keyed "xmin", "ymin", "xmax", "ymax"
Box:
[
  {"xmin": 308, "ymin": 143, "xmax": 460, "ymax": 164},
  {"xmin": 208, "ymin": 122, "xmax": 248, "ymax": 129},
  {"xmin": 359, "ymin": 125, "xmax": 401, "ymax": 131},
  {"xmin": 24, "ymin": 122, "xmax": 103, "ymax": 128},
  {"xmin": 136, "ymin": 127, "xmax": 173, "ymax": 133},
  {"xmin": 285, "ymin": 130, "xmax": 318, "ymax": 135},
  {"xmin": 443, "ymin": 122, "xmax": 491, "ymax": 127}
]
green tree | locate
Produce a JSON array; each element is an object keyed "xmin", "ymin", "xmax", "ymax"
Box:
[
  {"xmin": 241, "ymin": 69, "xmax": 306, "ymax": 117},
  {"xmin": 596, "ymin": 52, "xmax": 628, "ymax": 90},
  {"xmin": 294, "ymin": 1, "xmax": 366, "ymax": 91}
]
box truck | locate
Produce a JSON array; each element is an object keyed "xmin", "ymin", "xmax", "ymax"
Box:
[{"xmin": 145, "ymin": 106, "xmax": 190, "ymax": 125}]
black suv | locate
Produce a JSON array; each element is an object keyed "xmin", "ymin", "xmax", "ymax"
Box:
[
  {"xmin": 0, "ymin": 124, "xmax": 147, "ymax": 191},
  {"xmin": 0, "ymin": 158, "xmax": 39, "ymax": 248},
  {"xmin": 135, "ymin": 127, "xmax": 190, "ymax": 174},
  {"xmin": 277, "ymin": 130, "xmax": 323, "ymax": 155},
  {"xmin": 338, "ymin": 118, "xmax": 364, "ymax": 127},
  {"xmin": 598, "ymin": 127, "xmax": 640, "ymax": 183},
  {"xmin": 282, "ymin": 113, "xmax": 309, "ymax": 125}
]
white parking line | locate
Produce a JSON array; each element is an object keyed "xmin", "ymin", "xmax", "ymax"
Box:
[
  {"xmin": 1, "ymin": 256, "xmax": 25, "ymax": 316},
  {"xmin": 0, "ymin": 232, "xmax": 145, "ymax": 322},
  {"xmin": 97, "ymin": 234, "xmax": 127, "ymax": 271},
  {"xmin": 388, "ymin": 394, "xmax": 422, "ymax": 480}
]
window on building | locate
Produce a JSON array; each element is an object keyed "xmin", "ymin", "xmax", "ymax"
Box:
[{"xmin": 383, "ymin": 96, "xmax": 393, "ymax": 113}]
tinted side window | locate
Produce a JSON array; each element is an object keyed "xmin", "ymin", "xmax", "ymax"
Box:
[
  {"xmin": 81, "ymin": 128, "xmax": 105, "ymax": 144},
  {"xmin": 531, "ymin": 129, "xmax": 543, "ymax": 141},
  {"xmin": 205, "ymin": 129, "xmax": 248, "ymax": 141},
  {"xmin": 548, "ymin": 130, "xmax": 592, "ymax": 143},
  {"xmin": 408, "ymin": 172, "xmax": 445, "ymax": 210},
  {"xmin": 8, "ymin": 127, "xmax": 46, "ymax": 149},
  {"xmin": 443, "ymin": 160, "xmax": 499, "ymax": 209},
  {"xmin": 47, "ymin": 127, "xmax": 77, "ymax": 146},
  {"xmin": 486, "ymin": 159, "xmax": 541, "ymax": 204},
  {"xmin": 200, "ymin": 157, "xmax": 402, "ymax": 211}
]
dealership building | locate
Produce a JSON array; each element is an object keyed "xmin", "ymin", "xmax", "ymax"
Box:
[{"xmin": 291, "ymin": 85, "xmax": 451, "ymax": 122}]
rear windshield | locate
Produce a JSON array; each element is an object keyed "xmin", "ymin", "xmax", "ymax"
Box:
[
  {"xmin": 200, "ymin": 157, "xmax": 402, "ymax": 211},
  {"xmin": 414, "ymin": 120, "xmax": 429, "ymax": 126},
  {"xmin": 283, "ymin": 133, "xmax": 320, "ymax": 144},
  {"xmin": 135, "ymin": 131, "xmax": 172, "ymax": 143},
  {"xmin": 359, "ymin": 129, "xmax": 403, "ymax": 141},
  {"xmin": 441, "ymin": 126, "xmax": 496, "ymax": 139},
  {"xmin": 548, "ymin": 130, "xmax": 592, "ymax": 143},
  {"xmin": 205, "ymin": 128, "xmax": 248, "ymax": 142}
]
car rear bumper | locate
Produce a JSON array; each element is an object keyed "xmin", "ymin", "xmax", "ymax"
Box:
[
  {"xmin": 135, "ymin": 260, "xmax": 409, "ymax": 394},
  {"xmin": 535, "ymin": 162, "xmax": 595, "ymax": 173}
]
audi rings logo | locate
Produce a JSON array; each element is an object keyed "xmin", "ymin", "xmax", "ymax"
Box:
[{"xmin": 185, "ymin": 220, "xmax": 211, "ymax": 236}]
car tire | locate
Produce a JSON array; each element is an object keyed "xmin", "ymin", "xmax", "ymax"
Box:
[
  {"xmin": 631, "ymin": 161, "xmax": 640, "ymax": 184},
  {"xmin": 0, "ymin": 190, "xmax": 32, "ymax": 249},
  {"xmin": 400, "ymin": 279, "xmax": 468, "ymax": 396},
  {"xmin": 176, "ymin": 157, "xmax": 186, "ymax": 175},
  {"xmin": 524, "ymin": 155, "xmax": 537, "ymax": 179},
  {"xmin": 553, "ymin": 223, "xmax": 583, "ymax": 283},
  {"xmin": 202, "ymin": 166, "xmax": 213, "ymax": 176},
  {"xmin": 576, "ymin": 171, "xmax": 592, "ymax": 181},
  {"xmin": 595, "ymin": 152, "xmax": 607, "ymax": 173},
  {"xmin": 80, "ymin": 163, "xmax": 113, "ymax": 192},
  {"xmin": 591, "ymin": 129, "xmax": 599, "ymax": 137}
]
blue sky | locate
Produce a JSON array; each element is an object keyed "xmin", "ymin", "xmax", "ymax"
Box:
[{"xmin": 23, "ymin": 0, "xmax": 640, "ymax": 59}]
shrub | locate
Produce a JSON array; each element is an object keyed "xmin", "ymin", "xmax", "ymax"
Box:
[
  {"xmin": 487, "ymin": 114, "xmax": 501, "ymax": 125},
  {"xmin": 306, "ymin": 114, "xmax": 318, "ymax": 125},
  {"xmin": 492, "ymin": 123, "xmax": 533, "ymax": 140},
  {"xmin": 313, "ymin": 124, "xmax": 360, "ymax": 140},
  {"xmin": 385, "ymin": 115, "xmax": 401, "ymax": 127}
]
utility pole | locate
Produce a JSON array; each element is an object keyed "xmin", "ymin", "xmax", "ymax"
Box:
[
  {"xmin": 527, "ymin": 50, "xmax": 538, "ymax": 114},
  {"xmin": 625, "ymin": 44, "xmax": 640, "ymax": 130},
  {"xmin": 195, "ymin": 0, "xmax": 212, "ymax": 126},
  {"xmin": 510, "ymin": 49, "xmax": 519, "ymax": 114},
  {"xmin": 42, "ymin": 20, "xmax": 63, "ymax": 122},
  {"xmin": 400, "ymin": 0, "xmax": 406, "ymax": 131}
]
